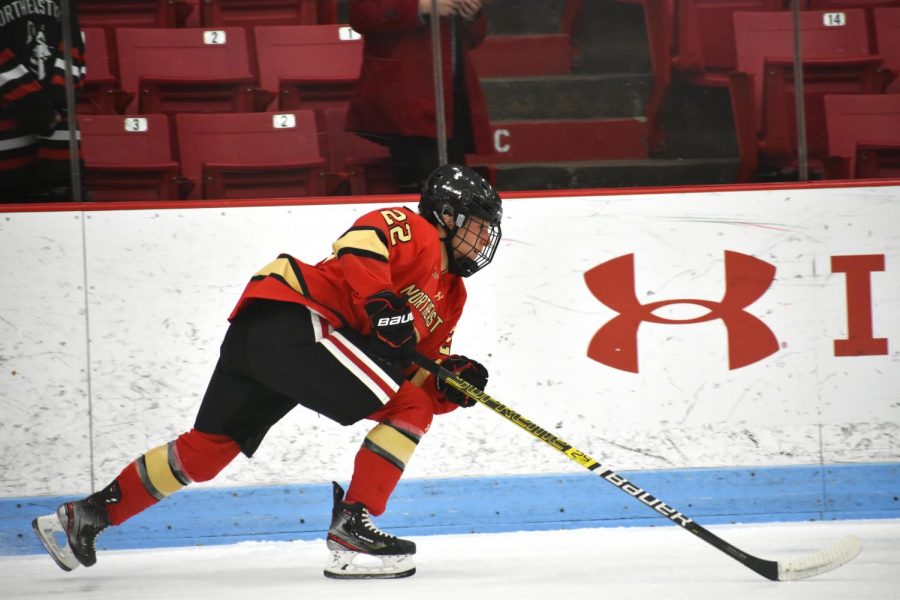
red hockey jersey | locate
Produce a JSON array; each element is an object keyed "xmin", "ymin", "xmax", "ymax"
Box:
[{"xmin": 231, "ymin": 206, "xmax": 467, "ymax": 365}]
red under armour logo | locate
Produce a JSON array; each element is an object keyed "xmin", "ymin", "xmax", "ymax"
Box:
[{"xmin": 584, "ymin": 251, "xmax": 779, "ymax": 372}]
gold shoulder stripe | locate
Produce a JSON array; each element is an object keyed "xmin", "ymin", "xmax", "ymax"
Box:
[
  {"xmin": 253, "ymin": 257, "xmax": 307, "ymax": 296},
  {"xmin": 333, "ymin": 227, "xmax": 389, "ymax": 262}
]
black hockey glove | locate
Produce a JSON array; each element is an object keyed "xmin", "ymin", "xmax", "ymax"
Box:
[
  {"xmin": 437, "ymin": 355, "xmax": 488, "ymax": 408},
  {"xmin": 364, "ymin": 290, "xmax": 416, "ymax": 363}
]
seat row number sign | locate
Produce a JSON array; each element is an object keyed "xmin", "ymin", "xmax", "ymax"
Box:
[{"xmin": 204, "ymin": 30, "xmax": 227, "ymax": 45}]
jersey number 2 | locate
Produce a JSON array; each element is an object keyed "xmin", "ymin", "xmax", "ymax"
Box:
[{"xmin": 380, "ymin": 209, "xmax": 412, "ymax": 245}]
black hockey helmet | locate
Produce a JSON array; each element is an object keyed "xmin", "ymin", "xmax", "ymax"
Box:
[{"xmin": 418, "ymin": 164, "xmax": 503, "ymax": 277}]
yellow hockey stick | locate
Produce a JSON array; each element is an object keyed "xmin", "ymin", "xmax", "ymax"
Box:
[{"xmin": 413, "ymin": 353, "xmax": 861, "ymax": 581}]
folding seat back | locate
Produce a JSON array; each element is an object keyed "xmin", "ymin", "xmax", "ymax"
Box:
[
  {"xmin": 806, "ymin": 0, "xmax": 900, "ymax": 52},
  {"xmin": 729, "ymin": 9, "xmax": 883, "ymax": 179},
  {"xmin": 82, "ymin": 27, "xmax": 115, "ymax": 80},
  {"xmin": 641, "ymin": 0, "xmax": 676, "ymax": 152},
  {"xmin": 254, "ymin": 25, "xmax": 363, "ymax": 113},
  {"xmin": 734, "ymin": 9, "xmax": 874, "ymax": 112},
  {"xmin": 856, "ymin": 144, "xmax": 900, "ymax": 177},
  {"xmin": 641, "ymin": 0, "xmax": 781, "ymax": 153},
  {"xmin": 79, "ymin": 114, "xmax": 181, "ymax": 200},
  {"xmin": 182, "ymin": 0, "xmax": 202, "ymax": 26},
  {"xmin": 80, "ymin": 28, "xmax": 133, "ymax": 114},
  {"xmin": 201, "ymin": 0, "xmax": 317, "ymax": 27},
  {"xmin": 175, "ymin": 111, "xmax": 326, "ymax": 199},
  {"xmin": 824, "ymin": 93, "xmax": 900, "ymax": 177},
  {"xmin": 673, "ymin": 0, "xmax": 783, "ymax": 84},
  {"xmin": 316, "ymin": 0, "xmax": 340, "ymax": 24},
  {"xmin": 79, "ymin": 0, "xmax": 193, "ymax": 29},
  {"xmin": 874, "ymin": 7, "xmax": 900, "ymax": 90},
  {"xmin": 115, "ymin": 27, "xmax": 265, "ymax": 115},
  {"xmin": 320, "ymin": 108, "xmax": 395, "ymax": 195},
  {"xmin": 808, "ymin": 0, "xmax": 900, "ymax": 7},
  {"xmin": 200, "ymin": 1, "xmax": 319, "ymax": 78}
]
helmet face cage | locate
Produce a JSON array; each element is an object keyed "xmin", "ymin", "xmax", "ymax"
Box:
[
  {"xmin": 446, "ymin": 214, "xmax": 502, "ymax": 277},
  {"xmin": 419, "ymin": 165, "xmax": 503, "ymax": 277}
]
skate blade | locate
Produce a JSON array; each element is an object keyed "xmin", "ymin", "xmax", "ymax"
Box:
[
  {"xmin": 32, "ymin": 509, "xmax": 80, "ymax": 572},
  {"xmin": 323, "ymin": 550, "xmax": 416, "ymax": 579}
]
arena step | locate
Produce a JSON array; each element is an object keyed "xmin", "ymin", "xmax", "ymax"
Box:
[
  {"xmin": 490, "ymin": 158, "xmax": 741, "ymax": 191},
  {"xmin": 472, "ymin": 34, "xmax": 573, "ymax": 77},
  {"xmin": 471, "ymin": 118, "xmax": 648, "ymax": 165},
  {"xmin": 481, "ymin": 74, "xmax": 652, "ymax": 121}
]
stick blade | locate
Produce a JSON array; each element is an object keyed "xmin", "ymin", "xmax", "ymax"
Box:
[{"xmin": 777, "ymin": 535, "xmax": 862, "ymax": 581}]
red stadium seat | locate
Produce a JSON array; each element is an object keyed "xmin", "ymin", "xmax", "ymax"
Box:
[
  {"xmin": 79, "ymin": 114, "xmax": 182, "ymax": 201},
  {"xmin": 320, "ymin": 108, "xmax": 395, "ymax": 196},
  {"xmin": 316, "ymin": 0, "xmax": 340, "ymax": 23},
  {"xmin": 643, "ymin": 0, "xmax": 783, "ymax": 152},
  {"xmin": 728, "ymin": 9, "xmax": 885, "ymax": 180},
  {"xmin": 674, "ymin": 0, "xmax": 784, "ymax": 85},
  {"xmin": 80, "ymin": 28, "xmax": 132, "ymax": 114},
  {"xmin": 200, "ymin": 0, "xmax": 320, "ymax": 75},
  {"xmin": 873, "ymin": 7, "xmax": 900, "ymax": 91},
  {"xmin": 78, "ymin": 0, "xmax": 194, "ymax": 29},
  {"xmin": 200, "ymin": 0, "xmax": 317, "ymax": 27},
  {"xmin": 174, "ymin": 111, "xmax": 326, "ymax": 199},
  {"xmin": 182, "ymin": 0, "xmax": 202, "ymax": 27},
  {"xmin": 805, "ymin": 0, "xmax": 900, "ymax": 52},
  {"xmin": 856, "ymin": 143, "xmax": 900, "ymax": 177},
  {"xmin": 641, "ymin": 0, "xmax": 675, "ymax": 152},
  {"xmin": 115, "ymin": 27, "xmax": 270, "ymax": 115},
  {"xmin": 824, "ymin": 93, "xmax": 900, "ymax": 178},
  {"xmin": 254, "ymin": 25, "xmax": 362, "ymax": 114}
]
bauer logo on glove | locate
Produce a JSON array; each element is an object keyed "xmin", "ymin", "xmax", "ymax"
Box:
[
  {"xmin": 364, "ymin": 290, "xmax": 417, "ymax": 362},
  {"xmin": 376, "ymin": 313, "xmax": 414, "ymax": 327}
]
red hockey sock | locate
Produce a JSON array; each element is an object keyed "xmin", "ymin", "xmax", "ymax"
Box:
[
  {"xmin": 346, "ymin": 384, "xmax": 435, "ymax": 515},
  {"xmin": 105, "ymin": 459, "xmax": 158, "ymax": 526},
  {"xmin": 104, "ymin": 429, "xmax": 240, "ymax": 526},
  {"xmin": 345, "ymin": 442, "xmax": 404, "ymax": 516}
]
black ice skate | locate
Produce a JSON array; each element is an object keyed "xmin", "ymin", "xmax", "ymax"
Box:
[
  {"xmin": 32, "ymin": 491, "xmax": 112, "ymax": 571},
  {"xmin": 324, "ymin": 481, "xmax": 416, "ymax": 579}
]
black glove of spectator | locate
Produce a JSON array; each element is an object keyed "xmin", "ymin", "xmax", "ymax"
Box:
[
  {"xmin": 47, "ymin": 85, "xmax": 69, "ymax": 111},
  {"xmin": 364, "ymin": 291, "xmax": 416, "ymax": 363},
  {"xmin": 437, "ymin": 355, "xmax": 488, "ymax": 407},
  {"xmin": 9, "ymin": 93, "xmax": 59, "ymax": 136}
]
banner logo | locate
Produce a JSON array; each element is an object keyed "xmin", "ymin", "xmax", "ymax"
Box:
[{"xmin": 584, "ymin": 251, "xmax": 779, "ymax": 372}]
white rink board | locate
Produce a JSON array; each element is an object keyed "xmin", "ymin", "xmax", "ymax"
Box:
[
  {"xmin": 0, "ymin": 212, "xmax": 92, "ymax": 493},
  {"xmin": 1, "ymin": 185, "xmax": 898, "ymax": 497}
]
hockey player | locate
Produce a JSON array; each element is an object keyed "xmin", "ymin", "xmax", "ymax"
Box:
[{"xmin": 33, "ymin": 164, "xmax": 502, "ymax": 579}]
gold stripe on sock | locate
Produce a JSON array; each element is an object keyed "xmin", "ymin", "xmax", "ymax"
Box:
[
  {"xmin": 144, "ymin": 444, "xmax": 186, "ymax": 497},
  {"xmin": 364, "ymin": 423, "xmax": 418, "ymax": 470}
]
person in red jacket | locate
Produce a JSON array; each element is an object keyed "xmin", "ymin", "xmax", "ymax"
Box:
[
  {"xmin": 347, "ymin": 0, "xmax": 493, "ymax": 192},
  {"xmin": 32, "ymin": 164, "xmax": 503, "ymax": 580},
  {"xmin": 0, "ymin": 0, "xmax": 84, "ymax": 202}
]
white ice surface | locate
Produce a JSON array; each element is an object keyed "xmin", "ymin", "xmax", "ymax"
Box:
[{"xmin": 2, "ymin": 519, "xmax": 898, "ymax": 600}]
